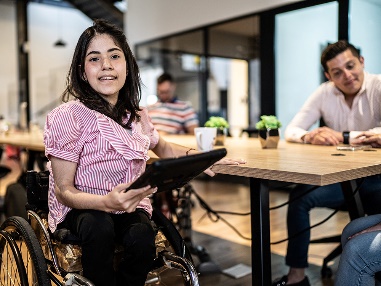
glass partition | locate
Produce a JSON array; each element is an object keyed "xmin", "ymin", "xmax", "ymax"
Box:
[
  {"xmin": 135, "ymin": 30, "xmax": 204, "ymax": 62},
  {"xmin": 136, "ymin": 15, "xmax": 260, "ymax": 129},
  {"xmin": 208, "ymin": 16, "xmax": 259, "ymax": 60},
  {"xmin": 208, "ymin": 57, "xmax": 250, "ymax": 137},
  {"xmin": 136, "ymin": 31, "xmax": 203, "ymax": 114},
  {"xmin": 349, "ymin": 0, "xmax": 381, "ymax": 74},
  {"xmin": 275, "ymin": 2, "xmax": 338, "ymax": 137},
  {"xmin": 208, "ymin": 15, "xmax": 259, "ymax": 130}
]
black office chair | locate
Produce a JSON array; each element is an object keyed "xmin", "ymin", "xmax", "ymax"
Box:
[
  {"xmin": 0, "ymin": 165, "xmax": 11, "ymax": 209},
  {"xmin": 310, "ymin": 204, "xmax": 348, "ymax": 278},
  {"xmin": 240, "ymin": 127, "xmax": 258, "ymax": 138},
  {"xmin": 0, "ymin": 166, "xmax": 11, "ymax": 181},
  {"xmin": 0, "ymin": 147, "xmax": 12, "ymax": 221},
  {"xmin": 0, "ymin": 148, "xmax": 11, "ymax": 177}
]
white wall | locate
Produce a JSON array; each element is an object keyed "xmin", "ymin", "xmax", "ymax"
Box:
[
  {"xmin": 28, "ymin": 3, "xmax": 92, "ymax": 127},
  {"xmin": 0, "ymin": 2, "xmax": 18, "ymax": 124},
  {"xmin": 126, "ymin": 0, "xmax": 304, "ymax": 47},
  {"xmin": 0, "ymin": 2, "xmax": 92, "ymax": 127}
]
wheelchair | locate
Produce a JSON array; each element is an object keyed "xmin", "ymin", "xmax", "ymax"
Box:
[{"xmin": 0, "ymin": 170, "xmax": 199, "ymax": 286}]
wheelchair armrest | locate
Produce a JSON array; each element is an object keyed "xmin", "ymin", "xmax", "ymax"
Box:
[{"xmin": 26, "ymin": 170, "xmax": 50, "ymax": 213}]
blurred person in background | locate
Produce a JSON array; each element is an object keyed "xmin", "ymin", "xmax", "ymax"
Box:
[{"xmin": 148, "ymin": 72, "xmax": 198, "ymax": 135}]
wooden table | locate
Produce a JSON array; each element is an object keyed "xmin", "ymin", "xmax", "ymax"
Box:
[
  {"xmin": 163, "ymin": 135, "xmax": 381, "ymax": 286},
  {"xmin": 0, "ymin": 132, "xmax": 44, "ymax": 152},
  {"xmin": 3, "ymin": 132, "xmax": 380, "ymax": 285},
  {"xmin": 0, "ymin": 132, "xmax": 45, "ymax": 170}
]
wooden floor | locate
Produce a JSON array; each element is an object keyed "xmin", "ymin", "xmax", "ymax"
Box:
[
  {"xmin": 188, "ymin": 177, "xmax": 348, "ymax": 286},
  {"xmin": 0, "ymin": 153, "xmax": 349, "ymax": 286}
]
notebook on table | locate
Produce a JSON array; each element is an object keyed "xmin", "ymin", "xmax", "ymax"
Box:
[{"xmin": 125, "ymin": 148, "xmax": 227, "ymax": 193}]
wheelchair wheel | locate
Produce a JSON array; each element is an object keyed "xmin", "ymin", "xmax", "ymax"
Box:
[
  {"xmin": 147, "ymin": 208, "xmax": 198, "ymax": 286},
  {"xmin": 0, "ymin": 229, "xmax": 28, "ymax": 285},
  {"xmin": 1, "ymin": 216, "xmax": 51, "ymax": 286}
]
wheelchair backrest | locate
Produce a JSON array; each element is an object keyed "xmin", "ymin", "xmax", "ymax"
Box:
[{"xmin": 26, "ymin": 170, "xmax": 50, "ymax": 213}]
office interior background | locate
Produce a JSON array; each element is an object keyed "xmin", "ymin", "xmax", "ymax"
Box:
[{"xmin": 0, "ymin": 0, "xmax": 380, "ymax": 137}]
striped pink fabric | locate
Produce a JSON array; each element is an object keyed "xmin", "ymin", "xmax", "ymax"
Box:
[{"xmin": 44, "ymin": 100, "xmax": 159, "ymax": 232}]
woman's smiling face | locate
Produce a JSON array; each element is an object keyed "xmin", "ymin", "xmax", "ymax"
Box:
[{"xmin": 83, "ymin": 33, "xmax": 127, "ymax": 105}]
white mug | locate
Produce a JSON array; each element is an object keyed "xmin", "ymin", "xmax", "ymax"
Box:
[{"xmin": 194, "ymin": 127, "xmax": 217, "ymax": 151}]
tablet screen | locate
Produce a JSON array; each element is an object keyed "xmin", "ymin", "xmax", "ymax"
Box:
[{"xmin": 125, "ymin": 148, "xmax": 227, "ymax": 193}]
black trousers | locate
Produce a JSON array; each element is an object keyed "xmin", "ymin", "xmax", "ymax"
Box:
[{"xmin": 60, "ymin": 209, "xmax": 156, "ymax": 286}]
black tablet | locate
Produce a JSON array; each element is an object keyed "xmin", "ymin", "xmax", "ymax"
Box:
[{"xmin": 125, "ymin": 148, "xmax": 227, "ymax": 193}]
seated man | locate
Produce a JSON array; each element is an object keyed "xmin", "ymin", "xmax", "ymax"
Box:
[
  {"xmin": 147, "ymin": 72, "xmax": 199, "ymax": 135},
  {"xmin": 148, "ymin": 73, "xmax": 199, "ymax": 218},
  {"xmin": 274, "ymin": 40, "xmax": 381, "ymax": 286}
]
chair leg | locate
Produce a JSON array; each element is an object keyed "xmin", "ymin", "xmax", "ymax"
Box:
[
  {"xmin": 310, "ymin": 234, "xmax": 341, "ymax": 244},
  {"xmin": 321, "ymin": 244, "xmax": 342, "ymax": 278},
  {"xmin": 375, "ymin": 271, "xmax": 381, "ymax": 283}
]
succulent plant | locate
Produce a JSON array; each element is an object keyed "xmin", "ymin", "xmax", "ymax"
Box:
[
  {"xmin": 255, "ymin": 115, "xmax": 282, "ymax": 130},
  {"xmin": 204, "ymin": 116, "xmax": 229, "ymax": 128}
]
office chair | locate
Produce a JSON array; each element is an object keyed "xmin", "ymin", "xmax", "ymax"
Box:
[
  {"xmin": 240, "ymin": 127, "xmax": 258, "ymax": 138},
  {"xmin": 0, "ymin": 147, "xmax": 12, "ymax": 222},
  {"xmin": 0, "ymin": 148, "xmax": 11, "ymax": 177},
  {"xmin": 310, "ymin": 204, "xmax": 348, "ymax": 278}
]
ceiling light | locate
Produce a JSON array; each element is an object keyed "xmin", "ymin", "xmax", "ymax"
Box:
[{"xmin": 54, "ymin": 39, "xmax": 66, "ymax": 47}]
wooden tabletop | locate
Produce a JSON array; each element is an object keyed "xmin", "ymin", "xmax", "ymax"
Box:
[
  {"xmin": 0, "ymin": 132, "xmax": 45, "ymax": 152},
  {"xmin": 2, "ymin": 132, "xmax": 380, "ymax": 187},
  {"xmin": 162, "ymin": 135, "xmax": 381, "ymax": 186}
]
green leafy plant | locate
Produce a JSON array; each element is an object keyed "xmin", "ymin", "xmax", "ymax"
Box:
[
  {"xmin": 255, "ymin": 115, "xmax": 282, "ymax": 130},
  {"xmin": 204, "ymin": 116, "xmax": 229, "ymax": 128}
]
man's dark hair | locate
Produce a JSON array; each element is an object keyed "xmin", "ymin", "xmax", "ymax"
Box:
[
  {"xmin": 321, "ymin": 40, "xmax": 361, "ymax": 72},
  {"xmin": 157, "ymin": 73, "xmax": 174, "ymax": 85}
]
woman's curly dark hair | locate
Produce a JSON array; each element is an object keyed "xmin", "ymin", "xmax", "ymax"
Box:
[{"xmin": 62, "ymin": 19, "xmax": 141, "ymax": 128}]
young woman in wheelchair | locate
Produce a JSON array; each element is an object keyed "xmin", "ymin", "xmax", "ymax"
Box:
[{"xmin": 44, "ymin": 19, "xmax": 244, "ymax": 286}]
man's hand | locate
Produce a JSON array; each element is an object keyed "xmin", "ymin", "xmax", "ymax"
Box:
[
  {"xmin": 303, "ymin": 127, "xmax": 341, "ymax": 145},
  {"xmin": 352, "ymin": 132, "xmax": 381, "ymax": 148}
]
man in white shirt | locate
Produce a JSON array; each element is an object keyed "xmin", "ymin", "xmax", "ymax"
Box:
[
  {"xmin": 285, "ymin": 43, "xmax": 381, "ymax": 145},
  {"xmin": 273, "ymin": 41, "xmax": 381, "ymax": 286}
]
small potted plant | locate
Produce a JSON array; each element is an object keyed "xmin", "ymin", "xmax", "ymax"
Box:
[
  {"xmin": 255, "ymin": 115, "xmax": 282, "ymax": 148},
  {"xmin": 204, "ymin": 116, "xmax": 229, "ymax": 146}
]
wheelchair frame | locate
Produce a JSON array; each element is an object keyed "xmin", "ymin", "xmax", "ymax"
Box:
[{"xmin": 0, "ymin": 170, "xmax": 199, "ymax": 286}]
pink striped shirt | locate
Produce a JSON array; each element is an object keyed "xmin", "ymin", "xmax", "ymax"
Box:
[{"xmin": 44, "ymin": 101, "xmax": 159, "ymax": 232}]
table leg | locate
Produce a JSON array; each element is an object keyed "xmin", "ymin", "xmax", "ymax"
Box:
[
  {"xmin": 250, "ymin": 178, "xmax": 271, "ymax": 286},
  {"xmin": 340, "ymin": 180, "xmax": 364, "ymax": 220}
]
